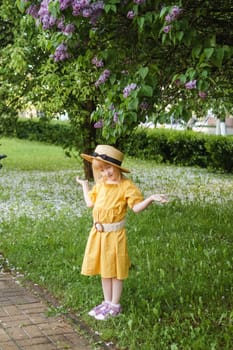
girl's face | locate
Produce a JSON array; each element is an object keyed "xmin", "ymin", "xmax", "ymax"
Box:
[{"xmin": 93, "ymin": 160, "xmax": 122, "ymax": 183}]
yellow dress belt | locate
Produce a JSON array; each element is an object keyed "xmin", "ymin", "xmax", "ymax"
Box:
[{"xmin": 94, "ymin": 219, "xmax": 126, "ymax": 232}]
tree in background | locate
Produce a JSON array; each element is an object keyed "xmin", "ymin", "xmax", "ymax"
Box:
[
  {"xmin": 1, "ymin": 1, "xmax": 232, "ymax": 176},
  {"xmin": 18, "ymin": 0, "xmax": 233, "ymax": 137}
]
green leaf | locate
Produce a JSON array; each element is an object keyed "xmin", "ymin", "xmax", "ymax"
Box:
[
  {"xmin": 48, "ymin": 0, "xmax": 60, "ymax": 17},
  {"xmin": 137, "ymin": 17, "xmax": 145, "ymax": 32},
  {"xmin": 211, "ymin": 47, "xmax": 225, "ymax": 68},
  {"xmin": 128, "ymin": 98, "xmax": 139, "ymax": 110},
  {"xmin": 140, "ymin": 85, "xmax": 153, "ymax": 97},
  {"xmin": 204, "ymin": 48, "xmax": 214, "ymax": 60},
  {"xmin": 138, "ymin": 67, "xmax": 149, "ymax": 79},
  {"xmin": 160, "ymin": 6, "xmax": 169, "ymax": 18},
  {"xmin": 16, "ymin": 0, "xmax": 27, "ymax": 13},
  {"xmin": 104, "ymin": 4, "xmax": 117, "ymax": 13},
  {"xmin": 192, "ymin": 45, "xmax": 202, "ymax": 59},
  {"xmin": 176, "ymin": 31, "xmax": 184, "ymax": 42}
]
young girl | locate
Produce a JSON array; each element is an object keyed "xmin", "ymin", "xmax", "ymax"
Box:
[{"xmin": 76, "ymin": 145, "xmax": 168, "ymax": 320}]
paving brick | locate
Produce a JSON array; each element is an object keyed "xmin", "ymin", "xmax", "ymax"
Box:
[
  {"xmin": 0, "ymin": 342, "xmax": 20, "ymax": 350},
  {"xmin": 17, "ymin": 336, "xmax": 51, "ymax": 346},
  {"xmin": 22, "ymin": 324, "xmax": 44, "ymax": 338},
  {"xmin": 0, "ymin": 328, "xmax": 11, "ymax": 342},
  {"xmin": 3, "ymin": 306, "xmax": 21, "ymax": 316},
  {"xmin": 0, "ymin": 273, "xmax": 94, "ymax": 350},
  {"xmin": 4, "ymin": 326, "xmax": 29, "ymax": 341}
]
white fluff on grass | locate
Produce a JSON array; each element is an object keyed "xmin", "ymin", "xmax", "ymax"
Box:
[{"xmin": 1, "ymin": 165, "xmax": 233, "ymax": 223}]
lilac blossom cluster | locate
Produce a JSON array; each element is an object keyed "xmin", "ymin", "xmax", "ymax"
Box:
[
  {"xmin": 140, "ymin": 101, "xmax": 149, "ymax": 111},
  {"xmin": 26, "ymin": 0, "xmax": 75, "ymax": 35},
  {"xmin": 26, "ymin": 0, "xmax": 104, "ymax": 32},
  {"xmin": 92, "ymin": 56, "xmax": 104, "ymax": 68},
  {"xmin": 71, "ymin": 0, "xmax": 104, "ymax": 24},
  {"xmin": 95, "ymin": 69, "xmax": 111, "ymax": 87},
  {"xmin": 123, "ymin": 83, "xmax": 138, "ymax": 98},
  {"xmin": 53, "ymin": 43, "xmax": 70, "ymax": 62},
  {"xmin": 127, "ymin": 11, "xmax": 135, "ymax": 19},
  {"xmin": 180, "ymin": 80, "xmax": 207, "ymax": 99},
  {"xmin": 94, "ymin": 104, "xmax": 120, "ymax": 129},
  {"xmin": 163, "ymin": 5, "xmax": 182, "ymax": 33},
  {"xmin": 198, "ymin": 91, "xmax": 207, "ymax": 99},
  {"xmin": 38, "ymin": 0, "xmax": 56, "ymax": 29},
  {"xmin": 110, "ymin": 104, "xmax": 119, "ymax": 123},
  {"xmin": 57, "ymin": 18, "xmax": 75, "ymax": 35},
  {"xmin": 133, "ymin": 0, "xmax": 146, "ymax": 4},
  {"xmin": 185, "ymin": 80, "xmax": 196, "ymax": 89},
  {"xmin": 127, "ymin": 0, "xmax": 146, "ymax": 19},
  {"xmin": 94, "ymin": 119, "xmax": 104, "ymax": 128}
]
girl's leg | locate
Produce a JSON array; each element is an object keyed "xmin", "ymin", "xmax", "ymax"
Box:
[
  {"xmin": 101, "ymin": 278, "xmax": 112, "ymax": 302},
  {"xmin": 94, "ymin": 278, "xmax": 123, "ymax": 320},
  {"xmin": 101, "ymin": 278, "xmax": 123, "ymax": 304},
  {"xmin": 112, "ymin": 278, "xmax": 123, "ymax": 305}
]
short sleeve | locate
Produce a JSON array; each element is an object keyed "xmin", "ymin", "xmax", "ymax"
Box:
[
  {"xmin": 88, "ymin": 184, "xmax": 98, "ymax": 204},
  {"xmin": 124, "ymin": 180, "xmax": 144, "ymax": 209}
]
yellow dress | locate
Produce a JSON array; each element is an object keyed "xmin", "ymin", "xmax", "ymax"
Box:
[{"xmin": 81, "ymin": 178, "xmax": 143, "ymax": 279}]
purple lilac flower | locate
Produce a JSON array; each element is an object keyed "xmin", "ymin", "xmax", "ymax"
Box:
[
  {"xmin": 140, "ymin": 101, "xmax": 149, "ymax": 111},
  {"xmin": 171, "ymin": 5, "xmax": 182, "ymax": 18},
  {"xmin": 92, "ymin": 56, "xmax": 104, "ymax": 67},
  {"xmin": 163, "ymin": 25, "xmax": 171, "ymax": 33},
  {"xmin": 95, "ymin": 69, "xmax": 111, "ymax": 87},
  {"xmin": 59, "ymin": 0, "xmax": 72, "ymax": 10},
  {"xmin": 113, "ymin": 112, "xmax": 119, "ymax": 123},
  {"xmin": 165, "ymin": 5, "xmax": 182, "ymax": 23},
  {"xmin": 165, "ymin": 14, "xmax": 173, "ymax": 23},
  {"xmin": 199, "ymin": 91, "xmax": 207, "ymax": 99},
  {"xmin": 82, "ymin": 8, "xmax": 92, "ymax": 17},
  {"xmin": 185, "ymin": 80, "xmax": 197, "ymax": 89},
  {"xmin": 123, "ymin": 83, "xmax": 138, "ymax": 98},
  {"xmin": 71, "ymin": 0, "xmax": 104, "ymax": 24},
  {"xmin": 90, "ymin": 1, "xmax": 104, "ymax": 24},
  {"xmin": 26, "ymin": 4, "xmax": 39, "ymax": 18},
  {"xmin": 38, "ymin": 0, "xmax": 57, "ymax": 30},
  {"xmin": 62, "ymin": 23, "xmax": 75, "ymax": 34},
  {"xmin": 72, "ymin": 0, "xmax": 90, "ymax": 16},
  {"xmin": 174, "ymin": 79, "xmax": 181, "ymax": 86},
  {"xmin": 53, "ymin": 43, "xmax": 70, "ymax": 62},
  {"xmin": 127, "ymin": 11, "xmax": 135, "ymax": 19},
  {"xmin": 133, "ymin": 0, "xmax": 146, "ymax": 4},
  {"xmin": 94, "ymin": 119, "xmax": 104, "ymax": 128}
]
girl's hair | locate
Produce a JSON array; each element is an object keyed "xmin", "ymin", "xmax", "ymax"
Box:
[{"xmin": 92, "ymin": 159, "xmax": 122, "ymax": 183}]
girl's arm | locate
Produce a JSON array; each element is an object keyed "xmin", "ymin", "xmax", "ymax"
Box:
[
  {"xmin": 132, "ymin": 194, "xmax": 168, "ymax": 213},
  {"xmin": 76, "ymin": 177, "xmax": 94, "ymax": 208}
]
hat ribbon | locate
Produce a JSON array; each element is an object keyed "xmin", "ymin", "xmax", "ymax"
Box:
[{"xmin": 92, "ymin": 152, "xmax": 122, "ymax": 166}]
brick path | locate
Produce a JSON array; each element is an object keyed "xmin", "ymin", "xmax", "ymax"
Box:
[{"xmin": 0, "ymin": 272, "xmax": 93, "ymax": 350}]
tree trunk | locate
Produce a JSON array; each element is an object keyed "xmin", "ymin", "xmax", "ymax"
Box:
[{"xmin": 82, "ymin": 100, "xmax": 97, "ymax": 180}]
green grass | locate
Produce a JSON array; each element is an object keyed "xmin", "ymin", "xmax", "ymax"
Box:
[
  {"xmin": 0, "ymin": 137, "xmax": 79, "ymax": 170},
  {"xmin": 1, "ymin": 137, "xmax": 233, "ymax": 350}
]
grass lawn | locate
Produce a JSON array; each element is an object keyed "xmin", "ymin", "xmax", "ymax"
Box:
[{"xmin": 0, "ymin": 137, "xmax": 233, "ymax": 349}]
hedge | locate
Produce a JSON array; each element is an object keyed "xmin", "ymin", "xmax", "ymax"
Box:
[{"xmin": 1, "ymin": 117, "xmax": 233, "ymax": 172}]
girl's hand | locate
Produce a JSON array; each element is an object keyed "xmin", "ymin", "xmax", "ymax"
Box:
[
  {"xmin": 76, "ymin": 176, "xmax": 88, "ymax": 186},
  {"xmin": 150, "ymin": 194, "xmax": 168, "ymax": 204}
]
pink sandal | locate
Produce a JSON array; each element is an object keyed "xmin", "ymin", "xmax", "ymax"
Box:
[
  {"xmin": 88, "ymin": 301, "xmax": 110, "ymax": 317},
  {"xmin": 95, "ymin": 304, "xmax": 122, "ymax": 320}
]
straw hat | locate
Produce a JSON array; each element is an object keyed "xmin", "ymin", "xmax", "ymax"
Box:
[{"xmin": 81, "ymin": 145, "xmax": 130, "ymax": 173}]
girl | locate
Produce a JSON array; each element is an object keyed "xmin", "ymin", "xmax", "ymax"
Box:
[{"xmin": 76, "ymin": 145, "xmax": 168, "ymax": 320}]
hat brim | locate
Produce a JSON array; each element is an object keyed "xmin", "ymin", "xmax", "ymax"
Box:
[{"xmin": 81, "ymin": 153, "xmax": 130, "ymax": 173}]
